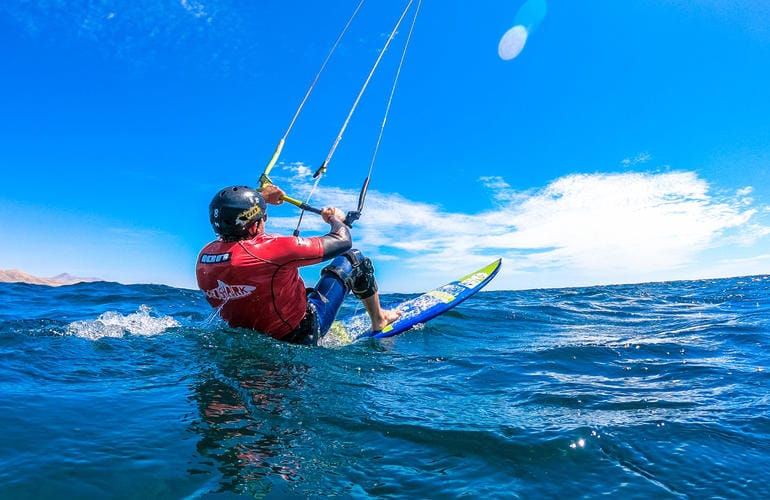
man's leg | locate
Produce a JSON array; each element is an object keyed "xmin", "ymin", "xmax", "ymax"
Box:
[
  {"xmin": 322, "ymin": 249, "xmax": 400, "ymax": 333},
  {"xmin": 307, "ymin": 255, "xmax": 352, "ymax": 339},
  {"xmin": 358, "ymin": 291, "xmax": 401, "ymax": 332}
]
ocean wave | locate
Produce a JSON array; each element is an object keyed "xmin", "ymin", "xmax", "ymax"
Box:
[{"xmin": 1, "ymin": 275, "xmax": 769, "ymax": 497}]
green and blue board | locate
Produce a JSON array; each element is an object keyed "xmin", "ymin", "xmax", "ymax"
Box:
[{"xmin": 320, "ymin": 258, "xmax": 502, "ymax": 347}]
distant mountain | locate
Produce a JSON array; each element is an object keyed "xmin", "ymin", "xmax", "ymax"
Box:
[{"xmin": 0, "ymin": 269, "xmax": 102, "ymax": 286}]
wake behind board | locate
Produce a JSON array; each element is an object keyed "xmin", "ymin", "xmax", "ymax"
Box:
[{"xmin": 319, "ymin": 259, "xmax": 502, "ymax": 348}]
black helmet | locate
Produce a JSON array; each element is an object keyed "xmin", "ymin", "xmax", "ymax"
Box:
[{"xmin": 209, "ymin": 186, "xmax": 267, "ymax": 241}]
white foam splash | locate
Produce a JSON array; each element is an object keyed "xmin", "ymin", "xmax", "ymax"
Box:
[{"xmin": 65, "ymin": 305, "xmax": 180, "ymax": 340}]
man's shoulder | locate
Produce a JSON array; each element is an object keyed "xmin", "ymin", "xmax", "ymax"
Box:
[
  {"xmin": 258, "ymin": 233, "xmax": 319, "ymax": 246},
  {"xmin": 200, "ymin": 239, "xmax": 232, "ymax": 252},
  {"xmin": 252, "ymin": 233, "xmax": 323, "ymax": 258}
]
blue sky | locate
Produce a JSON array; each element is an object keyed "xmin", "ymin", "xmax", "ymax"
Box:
[{"xmin": 1, "ymin": 0, "xmax": 769, "ymax": 292}]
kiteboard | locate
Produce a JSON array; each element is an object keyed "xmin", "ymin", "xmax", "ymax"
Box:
[{"xmin": 319, "ymin": 258, "xmax": 502, "ymax": 347}]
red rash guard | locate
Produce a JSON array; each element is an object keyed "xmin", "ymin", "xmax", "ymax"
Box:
[{"xmin": 196, "ymin": 233, "xmax": 325, "ymax": 339}]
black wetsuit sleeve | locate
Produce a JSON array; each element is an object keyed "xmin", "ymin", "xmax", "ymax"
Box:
[{"xmin": 320, "ymin": 217, "xmax": 352, "ymax": 260}]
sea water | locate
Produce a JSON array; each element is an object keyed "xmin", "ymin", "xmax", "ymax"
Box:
[{"xmin": 1, "ymin": 276, "xmax": 769, "ymax": 499}]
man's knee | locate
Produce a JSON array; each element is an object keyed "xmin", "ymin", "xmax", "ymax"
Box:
[
  {"xmin": 344, "ymin": 249, "xmax": 378, "ymax": 300},
  {"xmin": 320, "ymin": 249, "xmax": 378, "ymax": 299},
  {"xmin": 320, "ymin": 253, "xmax": 354, "ymax": 287}
]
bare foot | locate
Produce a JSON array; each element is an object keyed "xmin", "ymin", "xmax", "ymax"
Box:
[{"xmin": 372, "ymin": 308, "xmax": 401, "ymax": 331}]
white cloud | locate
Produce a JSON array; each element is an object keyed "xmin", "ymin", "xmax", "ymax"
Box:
[
  {"xmin": 621, "ymin": 152, "xmax": 651, "ymax": 166},
  {"xmin": 279, "ymin": 162, "xmax": 315, "ymax": 184},
  {"xmin": 275, "ymin": 166, "xmax": 770, "ymax": 291},
  {"xmin": 4, "ymin": 167, "xmax": 767, "ymax": 292}
]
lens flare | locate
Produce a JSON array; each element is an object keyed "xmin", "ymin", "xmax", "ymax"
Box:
[
  {"xmin": 498, "ymin": 25, "xmax": 528, "ymax": 60},
  {"xmin": 516, "ymin": 0, "xmax": 548, "ymax": 30},
  {"xmin": 498, "ymin": 0, "xmax": 547, "ymax": 61}
]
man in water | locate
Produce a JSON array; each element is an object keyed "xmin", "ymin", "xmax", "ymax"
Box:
[{"xmin": 196, "ymin": 184, "xmax": 400, "ymax": 344}]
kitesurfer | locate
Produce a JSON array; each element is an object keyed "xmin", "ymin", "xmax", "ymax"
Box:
[{"xmin": 196, "ymin": 184, "xmax": 400, "ymax": 344}]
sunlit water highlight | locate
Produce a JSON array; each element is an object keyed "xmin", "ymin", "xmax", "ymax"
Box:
[{"xmin": 1, "ymin": 276, "xmax": 769, "ymax": 498}]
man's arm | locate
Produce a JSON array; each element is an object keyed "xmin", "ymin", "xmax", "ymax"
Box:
[
  {"xmin": 320, "ymin": 207, "xmax": 352, "ymax": 259},
  {"xmin": 263, "ymin": 184, "xmax": 351, "ymax": 260}
]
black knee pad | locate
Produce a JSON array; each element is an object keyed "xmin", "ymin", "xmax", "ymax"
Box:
[
  {"xmin": 346, "ymin": 250, "xmax": 378, "ymax": 300},
  {"xmin": 320, "ymin": 249, "xmax": 378, "ymax": 299}
]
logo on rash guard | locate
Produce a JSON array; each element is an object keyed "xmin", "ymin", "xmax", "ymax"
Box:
[
  {"xmin": 205, "ymin": 280, "xmax": 256, "ymax": 301},
  {"xmin": 200, "ymin": 252, "xmax": 231, "ymax": 264}
]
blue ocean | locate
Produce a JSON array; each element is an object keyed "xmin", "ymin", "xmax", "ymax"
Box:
[{"xmin": 1, "ymin": 274, "xmax": 769, "ymax": 499}]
